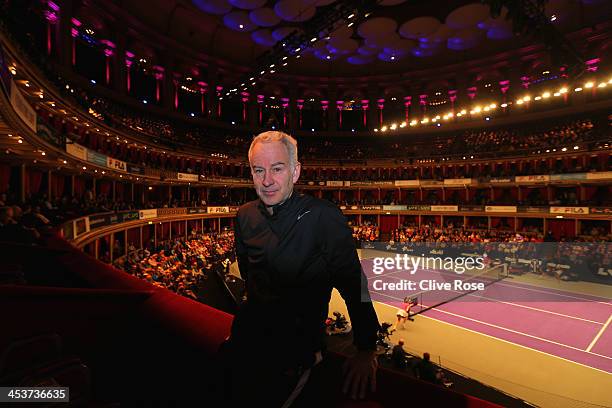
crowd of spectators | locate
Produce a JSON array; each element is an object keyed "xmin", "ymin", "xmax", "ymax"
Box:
[
  {"xmin": 33, "ymin": 93, "xmax": 610, "ymax": 181},
  {"xmin": 389, "ymin": 226, "xmax": 537, "ymax": 244},
  {"xmin": 299, "ymin": 116, "xmax": 608, "ymax": 162},
  {"xmin": 116, "ymin": 231, "xmax": 234, "ymax": 300},
  {"xmin": 310, "ymin": 185, "xmax": 610, "ymax": 207},
  {"xmin": 351, "ymin": 223, "xmax": 380, "ymax": 242}
]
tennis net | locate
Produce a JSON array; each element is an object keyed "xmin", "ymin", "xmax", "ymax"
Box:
[{"xmin": 411, "ymin": 262, "xmax": 509, "ymax": 315}]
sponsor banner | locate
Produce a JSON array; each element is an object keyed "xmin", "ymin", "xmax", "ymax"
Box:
[
  {"xmin": 550, "ymin": 173, "xmax": 587, "ymax": 181},
  {"xmin": 307, "ymin": 181, "xmax": 315, "ymax": 186},
  {"xmin": 317, "ymin": 181, "xmax": 325, "ymax": 186},
  {"xmin": 394, "ymin": 180, "xmax": 420, "ymax": 187},
  {"xmin": 590, "ymin": 207, "xmax": 612, "ymax": 215},
  {"xmin": 459, "ymin": 205, "xmax": 484, "ymax": 212},
  {"xmin": 372, "ymin": 181, "xmax": 394, "ymax": 186},
  {"xmin": 444, "ymin": 178, "xmax": 472, "ymax": 186},
  {"xmin": 550, "ymin": 206, "xmax": 589, "ymax": 215},
  {"xmin": 344, "ymin": 181, "xmax": 352, "ymax": 187},
  {"xmin": 586, "ymin": 172, "xmax": 612, "ymax": 181},
  {"xmin": 361, "ymin": 205, "xmax": 382, "ymax": 210},
  {"xmin": 37, "ymin": 121, "xmax": 63, "ymax": 147},
  {"xmin": 518, "ymin": 206, "xmax": 548, "ymax": 213},
  {"xmin": 87, "ymin": 150, "xmax": 107, "ymax": 167},
  {"xmin": 139, "ymin": 209, "xmax": 157, "ymax": 220},
  {"xmin": 430, "ymin": 205, "xmax": 459, "ymax": 212},
  {"xmin": 229, "ymin": 206, "xmax": 240, "ymax": 213},
  {"xmin": 66, "ymin": 141, "xmax": 87, "ymax": 161},
  {"xmin": 128, "ymin": 164, "xmax": 144, "ymax": 175},
  {"xmin": 485, "ymin": 206, "xmax": 517, "ymax": 213},
  {"xmin": 157, "ymin": 208, "xmax": 187, "ymax": 216},
  {"xmin": 177, "ymin": 172, "xmax": 199, "ymax": 182},
  {"xmin": 515, "ymin": 175, "xmax": 550, "ymax": 183},
  {"xmin": 119, "ymin": 211, "xmax": 139, "ymax": 222},
  {"xmin": 350, "ymin": 181, "xmax": 374, "ymax": 187},
  {"xmin": 187, "ymin": 207, "xmax": 207, "ymax": 214},
  {"xmin": 88, "ymin": 213, "xmax": 111, "ymax": 230},
  {"xmin": 207, "ymin": 206, "xmax": 230, "ymax": 214},
  {"xmin": 107, "ymin": 157, "xmax": 127, "ymax": 172},
  {"xmin": 406, "ymin": 205, "xmax": 431, "ymax": 211},
  {"xmin": 382, "ymin": 205, "xmax": 407, "ymax": 211},
  {"xmin": 107, "ymin": 213, "xmax": 121, "ymax": 225},
  {"xmin": 489, "ymin": 177, "xmax": 514, "ymax": 184},
  {"xmin": 339, "ymin": 206, "xmax": 346, "ymax": 210},
  {"xmin": 420, "ymin": 180, "xmax": 444, "ymax": 187},
  {"xmin": 326, "ymin": 181, "xmax": 343, "ymax": 187},
  {"xmin": 10, "ymin": 80, "xmax": 36, "ymax": 132}
]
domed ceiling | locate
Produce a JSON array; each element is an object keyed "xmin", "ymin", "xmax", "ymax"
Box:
[{"xmin": 84, "ymin": 0, "xmax": 611, "ymax": 77}]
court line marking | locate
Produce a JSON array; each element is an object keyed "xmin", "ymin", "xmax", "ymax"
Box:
[
  {"xmin": 375, "ymin": 273, "xmax": 606, "ymax": 325},
  {"xmin": 428, "ymin": 306, "xmax": 612, "ymax": 361},
  {"xmin": 374, "ymin": 300, "xmax": 612, "ymax": 376},
  {"xmin": 586, "ymin": 314, "xmax": 612, "ymax": 353},
  {"xmin": 372, "ymin": 289, "xmax": 612, "ymax": 361}
]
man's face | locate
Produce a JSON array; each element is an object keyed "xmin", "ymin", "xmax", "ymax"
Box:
[{"xmin": 250, "ymin": 140, "xmax": 300, "ymax": 207}]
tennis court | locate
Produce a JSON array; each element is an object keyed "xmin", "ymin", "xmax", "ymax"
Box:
[{"xmin": 362, "ymin": 257, "xmax": 612, "ymax": 374}]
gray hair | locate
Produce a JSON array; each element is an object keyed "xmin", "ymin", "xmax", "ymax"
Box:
[{"xmin": 248, "ymin": 131, "xmax": 299, "ymax": 169}]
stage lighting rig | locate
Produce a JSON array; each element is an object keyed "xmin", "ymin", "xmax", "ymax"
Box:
[
  {"xmin": 224, "ymin": 0, "xmax": 379, "ymax": 98},
  {"xmin": 483, "ymin": 0, "xmax": 584, "ymax": 72}
]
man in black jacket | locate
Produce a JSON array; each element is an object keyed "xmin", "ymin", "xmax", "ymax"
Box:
[{"xmin": 222, "ymin": 131, "xmax": 380, "ymax": 407}]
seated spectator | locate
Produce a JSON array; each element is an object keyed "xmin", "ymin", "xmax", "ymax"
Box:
[
  {"xmin": 391, "ymin": 339, "xmax": 409, "ymax": 370},
  {"xmin": 414, "ymin": 352, "xmax": 441, "ymax": 385}
]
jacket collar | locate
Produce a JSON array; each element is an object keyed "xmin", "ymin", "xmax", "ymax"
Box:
[{"xmin": 257, "ymin": 191, "xmax": 296, "ymax": 218}]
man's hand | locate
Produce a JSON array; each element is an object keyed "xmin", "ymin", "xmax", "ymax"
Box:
[{"xmin": 342, "ymin": 350, "xmax": 378, "ymax": 400}]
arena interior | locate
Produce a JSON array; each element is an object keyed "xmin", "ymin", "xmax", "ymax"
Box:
[{"xmin": 0, "ymin": 0, "xmax": 611, "ymax": 407}]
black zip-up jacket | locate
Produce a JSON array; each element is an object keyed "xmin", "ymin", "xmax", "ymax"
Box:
[{"xmin": 230, "ymin": 193, "xmax": 379, "ymax": 369}]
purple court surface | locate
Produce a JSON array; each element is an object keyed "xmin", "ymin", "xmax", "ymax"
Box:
[{"xmin": 362, "ymin": 259, "xmax": 612, "ymax": 373}]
